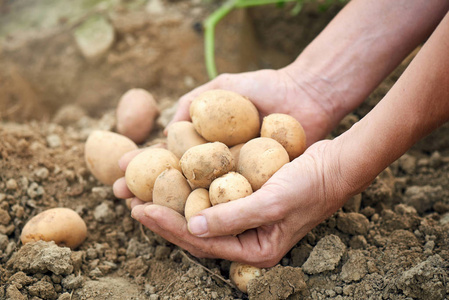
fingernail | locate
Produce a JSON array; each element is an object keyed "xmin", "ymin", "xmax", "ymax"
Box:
[
  {"xmin": 131, "ymin": 206, "xmax": 144, "ymax": 221},
  {"xmin": 188, "ymin": 216, "xmax": 208, "ymax": 236}
]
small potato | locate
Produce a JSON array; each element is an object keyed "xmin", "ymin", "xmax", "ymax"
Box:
[
  {"xmin": 238, "ymin": 137, "xmax": 289, "ymax": 191},
  {"xmin": 125, "ymin": 148, "xmax": 180, "ymax": 202},
  {"xmin": 184, "ymin": 188, "xmax": 211, "ymax": 221},
  {"xmin": 190, "ymin": 89, "xmax": 260, "ymax": 147},
  {"xmin": 261, "ymin": 113, "xmax": 306, "ymax": 160},
  {"xmin": 167, "ymin": 121, "xmax": 207, "ymax": 158},
  {"xmin": 153, "ymin": 168, "xmax": 191, "ymax": 215},
  {"xmin": 85, "ymin": 130, "xmax": 138, "ymax": 185},
  {"xmin": 229, "ymin": 143, "xmax": 244, "ymax": 171},
  {"xmin": 209, "ymin": 172, "xmax": 252, "ymax": 206},
  {"xmin": 180, "ymin": 142, "xmax": 234, "ymax": 189},
  {"xmin": 116, "ymin": 88, "xmax": 159, "ymax": 144},
  {"xmin": 21, "ymin": 208, "xmax": 87, "ymax": 249},
  {"xmin": 229, "ymin": 262, "xmax": 263, "ymax": 294}
]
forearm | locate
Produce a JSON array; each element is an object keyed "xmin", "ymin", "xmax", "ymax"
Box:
[
  {"xmin": 337, "ymin": 11, "xmax": 449, "ymax": 194},
  {"xmin": 287, "ymin": 0, "xmax": 449, "ymax": 123}
]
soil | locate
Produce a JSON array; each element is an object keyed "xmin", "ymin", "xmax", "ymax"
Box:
[{"xmin": 1, "ymin": 1, "xmax": 449, "ymax": 299}]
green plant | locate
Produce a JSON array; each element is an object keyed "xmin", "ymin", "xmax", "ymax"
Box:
[{"xmin": 203, "ymin": 0, "xmax": 346, "ymax": 79}]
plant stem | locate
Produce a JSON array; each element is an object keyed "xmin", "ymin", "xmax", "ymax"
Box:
[
  {"xmin": 204, "ymin": 0, "xmax": 301, "ymax": 79},
  {"xmin": 204, "ymin": 0, "xmax": 236, "ymax": 79}
]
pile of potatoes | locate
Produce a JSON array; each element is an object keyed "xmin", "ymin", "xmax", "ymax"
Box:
[
  {"xmin": 124, "ymin": 89, "xmax": 306, "ymax": 220},
  {"xmin": 83, "ymin": 88, "xmax": 307, "ymax": 293}
]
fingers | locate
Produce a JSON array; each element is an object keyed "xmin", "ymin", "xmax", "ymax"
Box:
[
  {"xmin": 165, "ymin": 78, "xmax": 225, "ymax": 132},
  {"xmin": 118, "ymin": 148, "xmax": 145, "ymax": 171},
  {"xmin": 187, "ymin": 187, "xmax": 286, "ymax": 238},
  {"xmin": 113, "ymin": 178, "xmax": 134, "ymax": 199}
]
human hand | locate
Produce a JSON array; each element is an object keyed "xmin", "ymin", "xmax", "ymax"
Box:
[
  {"xmin": 127, "ymin": 138, "xmax": 359, "ymax": 268},
  {"xmin": 169, "ymin": 67, "xmax": 345, "ymax": 146}
]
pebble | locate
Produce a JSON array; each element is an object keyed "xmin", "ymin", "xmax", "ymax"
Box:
[
  {"xmin": 47, "ymin": 134, "xmax": 62, "ymax": 148},
  {"xmin": 0, "ymin": 209, "xmax": 11, "ymax": 225},
  {"xmin": 6, "ymin": 179, "xmax": 18, "ymax": 190},
  {"xmin": 34, "ymin": 167, "xmax": 50, "ymax": 180},
  {"xmin": 94, "ymin": 203, "xmax": 116, "ymax": 223},
  {"xmin": 27, "ymin": 182, "xmax": 45, "ymax": 199}
]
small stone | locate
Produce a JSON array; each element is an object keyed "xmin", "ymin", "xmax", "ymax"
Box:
[
  {"xmin": 6, "ymin": 285, "xmax": 26, "ymax": 300},
  {"xmin": 149, "ymin": 294, "xmax": 159, "ymax": 300},
  {"xmin": 62, "ymin": 274, "xmax": 85, "ymax": 290},
  {"xmin": 47, "ymin": 134, "xmax": 62, "ymax": 148},
  {"xmin": 302, "ymin": 235, "xmax": 346, "ymax": 274},
  {"xmin": 8, "ymin": 240, "xmax": 73, "ymax": 275},
  {"xmin": 34, "ymin": 167, "xmax": 50, "ymax": 180},
  {"xmin": 337, "ymin": 212, "xmax": 370, "ymax": 235},
  {"xmin": 349, "ymin": 235, "xmax": 367, "ymax": 249},
  {"xmin": 58, "ymin": 293, "xmax": 72, "ymax": 300},
  {"xmin": 91, "ymin": 187, "xmax": 112, "ymax": 199},
  {"xmin": 155, "ymin": 245, "xmax": 171, "ymax": 260},
  {"xmin": 74, "ymin": 15, "xmax": 115, "ymax": 61},
  {"xmin": 6, "ymin": 179, "xmax": 18, "ymax": 190},
  {"xmin": 0, "ymin": 233, "xmax": 8, "ymax": 251},
  {"xmin": 27, "ymin": 182, "xmax": 45, "ymax": 199},
  {"xmin": 94, "ymin": 202, "xmax": 116, "ymax": 223},
  {"xmin": 340, "ymin": 250, "xmax": 368, "ymax": 282},
  {"xmin": 343, "ymin": 194, "xmax": 362, "ymax": 213},
  {"xmin": 0, "ymin": 209, "xmax": 11, "ymax": 225}
]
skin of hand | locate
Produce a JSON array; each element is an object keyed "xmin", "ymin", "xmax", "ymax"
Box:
[
  {"xmin": 169, "ymin": 67, "xmax": 344, "ymax": 147},
  {"xmin": 114, "ymin": 1, "xmax": 449, "ymax": 267}
]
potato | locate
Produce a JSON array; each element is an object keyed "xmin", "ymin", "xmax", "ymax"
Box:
[
  {"xmin": 20, "ymin": 208, "xmax": 87, "ymax": 249},
  {"xmin": 229, "ymin": 143, "xmax": 244, "ymax": 171},
  {"xmin": 229, "ymin": 262, "xmax": 262, "ymax": 294},
  {"xmin": 180, "ymin": 142, "xmax": 234, "ymax": 189},
  {"xmin": 116, "ymin": 88, "xmax": 159, "ymax": 144},
  {"xmin": 125, "ymin": 148, "xmax": 180, "ymax": 202},
  {"xmin": 261, "ymin": 113, "xmax": 306, "ymax": 160},
  {"xmin": 209, "ymin": 172, "xmax": 252, "ymax": 206},
  {"xmin": 184, "ymin": 188, "xmax": 211, "ymax": 221},
  {"xmin": 153, "ymin": 168, "xmax": 191, "ymax": 214},
  {"xmin": 85, "ymin": 130, "xmax": 138, "ymax": 185},
  {"xmin": 167, "ymin": 121, "xmax": 207, "ymax": 158},
  {"xmin": 189, "ymin": 89, "xmax": 260, "ymax": 147},
  {"xmin": 238, "ymin": 137, "xmax": 289, "ymax": 191}
]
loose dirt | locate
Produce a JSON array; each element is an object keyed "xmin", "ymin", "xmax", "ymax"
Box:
[{"xmin": 1, "ymin": 1, "xmax": 449, "ymax": 299}]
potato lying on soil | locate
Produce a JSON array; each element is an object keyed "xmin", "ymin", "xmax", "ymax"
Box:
[
  {"xmin": 167, "ymin": 121, "xmax": 207, "ymax": 158},
  {"xmin": 229, "ymin": 262, "xmax": 263, "ymax": 294},
  {"xmin": 116, "ymin": 88, "xmax": 159, "ymax": 144},
  {"xmin": 21, "ymin": 208, "xmax": 87, "ymax": 249},
  {"xmin": 261, "ymin": 113, "xmax": 306, "ymax": 160},
  {"xmin": 209, "ymin": 172, "xmax": 252, "ymax": 206},
  {"xmin": 190, "ymin": 89, "xmax": 260, "ymax": 147},
  {"xmin": 184, "ymin": 188, "xmax": 211, "ymax": 221},
  {"xmin": 180, "ymin": 142, "xmax": 234, "ymax": 189},
  {"xmin": 85, "ymin": 130, "xmax": 138, "ymax": 185},
  {"xmin": 125, "ymin": 148, "xmax": 180, "ymax": 202},
  {"xmin": 153, "ymin": 168, "xmax": 192, "ymax": 215},
  {"xmin": 238, "ymin": 137, "xmax": 289, "ymax": 190}
]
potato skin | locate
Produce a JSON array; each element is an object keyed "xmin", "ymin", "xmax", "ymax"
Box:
[
  {"xmin": 20, "ymin": 208, "xmax": 87, "ymax": 249},
  {"xmin": 261, "ymin": 113, "xmax": 306, "ymax": 160},
  {"xmin": 84, "ymin": 130, "xmax": 138, "ymax": 185},
  {"xmin": 116, "ymin": 88, "xmax": 159, "ymax": 144},
  {"xmin": 189, "ymin": 89, "xmax": 260, "ymax": 147},
  {"xmin": 229, "ymin": 262, "xmax": 262, "ymax": 294},
  {"xmin": 167, "ymin": 121, "xmax": 207, "ymax": 158},
  {"xmin": 184, "ymin": 188, "xmax": 211, "ymax": 221},
  {"xmin": 209, "ymin": 172, "xmax": 252, "ymax": 206},
  {"xmin": 238, "ymin": 137, "xmax": 289, "ymax": 191},
  {"xmin": 153, "ymin": 168, "xmax": 191, "ymax": 215},
  {"xmin": 229, "ymin": 143, "xmax": 244, "ymax": 171},
  {"xmin": 125, "ymin": 148, "xmax": 180, "ymax": 202},
  {"xmin": 180, "ymin": 142, "xmax": 234, "ymax": 189}
]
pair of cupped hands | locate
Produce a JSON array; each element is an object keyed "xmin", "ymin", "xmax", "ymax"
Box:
[{"xmin": 113, "ymin": 68, "xmax": 354, "ymax": 268}]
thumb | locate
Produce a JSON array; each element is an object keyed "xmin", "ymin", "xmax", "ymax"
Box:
[{"xmin": 187, "ymin": 188, "xmax": 284, "ymax": 237}]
